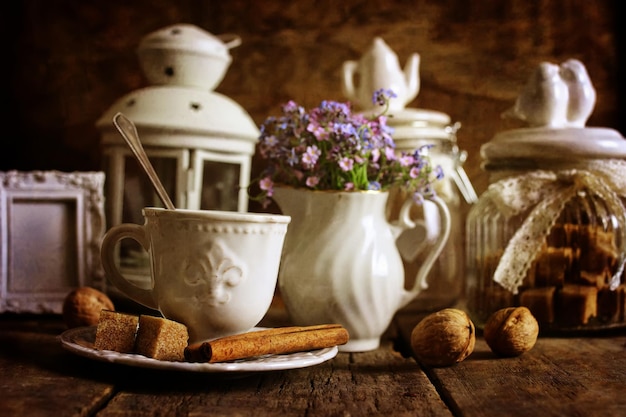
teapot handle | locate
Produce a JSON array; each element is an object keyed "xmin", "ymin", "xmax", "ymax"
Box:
[
  {"xmin": 397, "ymin": 195, "xmax": 451, "ymax": 309},
  {"xmin": 342, "ymin": 60, "xmax": 359, "ymax": 102}
]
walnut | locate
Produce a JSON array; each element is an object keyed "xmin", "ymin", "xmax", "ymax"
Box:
[
  {"xmin": 483, "ymin": 306, "xmax": 539, "ymax": 357},
  {"xmin": 410, "ymin": 308, "xmax": 476, "ymax": 367},
  {"xmin": 62, "ymin": 287, "xmax": 115, "ymax": 328}
]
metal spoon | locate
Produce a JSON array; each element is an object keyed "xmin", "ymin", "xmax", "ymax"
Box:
[{"xmin": 113, "ymin": 112, "xmax": 176, "ymax": 210}]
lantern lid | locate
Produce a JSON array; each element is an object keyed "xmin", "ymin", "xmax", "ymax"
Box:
[
  {"xmin": 96, "ymin": 86, "xmax": 259, "ymax": 142},
  {"xmin": 138, "ymin": 24, "xmax": 240, "ymax": 59}
]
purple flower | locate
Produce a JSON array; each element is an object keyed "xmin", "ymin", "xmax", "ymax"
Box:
[
  {"xmin": 399, "ymin": 155, "xmax": 414, "ymax": 167},
  {"xmin": 305, "ymin": 176, "xmax": 320, "ymax": 188},
  {"xmin": 372, "ymin": 89, "xmax": 397, "ymax": 106},
  {"xmin": 287, "ymin": 148, "xmax": 299, "ymax": 166},
  {"xmin": 259, "ymin": 176, "xmax": 274, "ymax": 197},
  {"xmin": 412, "ymin": 192, "xmax": 425, "ymax": 205},
  {"xmin": 250, "ymin": 88, "xmax": 444, "ymax": 206},
  {"xmin": 370, "ymin": 148, "xmax": 380, "ymax": 163},
  {"xmin": 282, "ymin": 100, "xmax": 300, "ymax": 113},
  {"xmin": 385, "ymin": 147, "xmax": 396, "ymax": 161},
  {"xmin": 368, "ymin": 181, "xmax": 381, "ymax": 190},
  {"xmin": 307, "ymin": 122, "xmax": 329, "ymax": 140},
  {"xmin": 434, "ymin": 165, "xmax": 444, "ymax": 180},
  {"xmin": 339, "ymin": 157, "xmax": 354, "ymax": 172},
  {"xmin": 302, "ymin": 145, "xmax": 321, "ymax": 168}
]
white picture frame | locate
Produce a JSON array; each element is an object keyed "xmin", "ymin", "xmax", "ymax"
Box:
[{"xmin": 0, "ymin": 171, "xmax": 106, "ymax": 314}]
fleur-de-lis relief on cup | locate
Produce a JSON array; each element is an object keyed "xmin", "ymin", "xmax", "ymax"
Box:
[{"xmin": 182, "ymin": 241, "xmax": 244, "ymax": 306}]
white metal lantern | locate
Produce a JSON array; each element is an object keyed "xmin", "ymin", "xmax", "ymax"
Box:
[
  {"xmin": 96, "ymin": 24, "xmax": 258, "ymax": 224},
  {"xmin": 95, "ymin": 24, "xmax": 258, "ymax": 278}
]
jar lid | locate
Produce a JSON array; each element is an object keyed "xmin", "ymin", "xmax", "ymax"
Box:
[
  {"xmin": 138, "ymin": 24, "xmax": 241, "ymax": 59},
  {"xmin": 387, "ymin": 108, "xmax": 451, "ymax": 127},
  {"xmin": 386, "ymin": 108, "xmax": 454, "ymax": 143},
  {"xmin": 482, "ymin": 127, "xmax": 626, "ymax": 164}
]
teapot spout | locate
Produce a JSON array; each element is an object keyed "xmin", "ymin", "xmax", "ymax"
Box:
[{"xmin": 403, "ymin": 53, "xmax": 421, "ymax": 105}]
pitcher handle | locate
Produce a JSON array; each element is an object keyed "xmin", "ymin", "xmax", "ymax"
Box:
[
  {"xmin": 399, "ymin": 195, "xmax": 451, "ymax": 308},
  {"xmin": 100, "ymin": 224, "xmax": 157, "ymax": 309}
]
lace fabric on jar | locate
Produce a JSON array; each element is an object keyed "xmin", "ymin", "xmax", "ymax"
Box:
[{"xmin": 486, "ymin": 159, "xmax": 626, "ymax": 294}]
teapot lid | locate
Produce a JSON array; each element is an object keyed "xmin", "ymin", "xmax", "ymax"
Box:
[
  {"xmin": 138, "ymin": 24, "xmax": 240, "ymax": 59},
  {"xmin": 481, "ymin": 59, "xmax": 626, "ymax": 167}
]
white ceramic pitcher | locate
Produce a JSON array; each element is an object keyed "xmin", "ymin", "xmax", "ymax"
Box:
[{"xmin": 273, "ymin": 188, "xmax": 450, "ymax": 352}]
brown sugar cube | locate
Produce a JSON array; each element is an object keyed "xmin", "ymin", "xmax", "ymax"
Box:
[
  {"xmin": 577, "ymin": 226, "xmax": 618, "ymax": 273},
  {"xmin": 520, "ymin": 286, "xmax": 557, "ymax": 324},
  {"xmin": 546, "ymin": 223, "xmax": 567, "ymax": 247},
  {"xmin": 579, "ymin": 268, "xmax": 611, "ymax": 288},
  {"xmin": 533, "ymin": 247, "xmax": 573, "ymax": 287},
  {"xmin": 562, "ymin": 223, "xmax": 580, "ymax": 247},
  {"xmin": 134, "ymin": 315, "xmax": 189, "ymax": 361},
  {"xmin": 557, "ymin": 284, "xmax": 598, "ymax": 326},
  {"xmin": 619, "ymin": 285, "xmax": 626, "ymax": 322},
  {"xmin": 597, "ymin": 285, "xmax": 622, "ymax": 322},
  {"xmin": 482, "ymin": 250, "xmax": 504, "ymax": 278},
  {"xmin": 94, "ymin": 310, "xmax": 139, "ymax": 353},
  {"xmin": 597, "ymin": 284, "xmax": 626, "ymax": 323}
]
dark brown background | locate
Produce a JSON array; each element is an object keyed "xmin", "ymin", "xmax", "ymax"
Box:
[{"xmin": 4, "ymin": 0, "xmax": 624, "ymax": 200}]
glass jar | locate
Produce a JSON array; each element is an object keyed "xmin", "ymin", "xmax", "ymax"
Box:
[
  {"xmin": 386, "ymin": 108, "xmax": 477, "ymax": 312},
  {"xmin": 466, "ymin": 127, "xmax": 626, "ymax": 332}
]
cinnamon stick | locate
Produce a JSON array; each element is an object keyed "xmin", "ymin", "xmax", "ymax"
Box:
[{"xmin": 184, "ymin": 324, "xmax": 349, "ymax": 363}]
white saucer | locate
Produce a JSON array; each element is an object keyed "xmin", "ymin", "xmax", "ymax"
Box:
[{"xmin": 60, "ymin": 326, "xmax": 339, "ymax": 373}]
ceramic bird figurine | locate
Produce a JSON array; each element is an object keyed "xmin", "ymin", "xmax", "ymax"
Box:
[
  {"xmin": 502, "ymin": 62, "xmax": 570, "ymax": 128},
  {"xmin": 559, "ymin": 58, "xmax": 596, "ymax": 127}
]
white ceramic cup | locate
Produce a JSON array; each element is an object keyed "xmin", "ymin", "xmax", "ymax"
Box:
[{"xmin": 100, "ymin": 207, "xmax": 291, "ymax": 343}]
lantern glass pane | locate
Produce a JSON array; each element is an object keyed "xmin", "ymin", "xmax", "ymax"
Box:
[
  {"xmin": 119, "ymin": 156, "xmax": 177, "ymax": 272},
  {"xmin": 200, "ymin": 161, "xmax": 240, "ymax": 211}
]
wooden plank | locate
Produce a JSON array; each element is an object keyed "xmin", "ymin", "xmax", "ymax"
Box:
[
  {"xmin": 0, "ymin": 314, "xmax": 452, "ymax": 416},
  {"xmin": 0, "ymin": 316, "xmax": 115, "ymax": 417},
  {"xmin": 96, "ymin": 341, "xmax": 453, "ymax": 417},
  {"xmin": 395, "ymin": 313, "xmax": 626, "ymax": 417}
]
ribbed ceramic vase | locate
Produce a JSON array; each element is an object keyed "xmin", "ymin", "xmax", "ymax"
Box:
[{"xmin": 272, "ymin": 187, "xmax": 450, "ymax": 352}]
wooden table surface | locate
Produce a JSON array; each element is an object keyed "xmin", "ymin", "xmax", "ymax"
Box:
[{"xmin": 2, "ymin": 299, "xmax": 625, "ymax": 417}]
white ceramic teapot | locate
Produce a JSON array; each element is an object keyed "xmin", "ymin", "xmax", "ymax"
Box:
[{"xmin": 342, "ymin": 37, "xmax": 420, "ymax": 111}]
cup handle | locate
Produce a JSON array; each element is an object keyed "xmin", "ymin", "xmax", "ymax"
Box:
[
  {"xmin": 398, "ymin": 195, "xmax": 451, "ymax": 308},
  {"xmin": 100, "ymin": 224, "xmax": 157, "ymax": 309}
]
